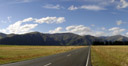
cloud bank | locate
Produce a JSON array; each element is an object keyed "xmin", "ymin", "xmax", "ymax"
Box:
[
  {"xmin": 49, "ymin": 25, "xmax": 107, "ymax": 36},
  {"xmin": 0, "ymin": 17, "xmax": 65, "ymax": 34}
]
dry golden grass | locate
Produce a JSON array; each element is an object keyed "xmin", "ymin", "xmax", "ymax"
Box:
[
  {"xmin": 0, "ymin": 45, "xmax": 85, "ymax": 64},
  {"xmin": 91, "ymin": 46, "xmax": 128, "ymax": 66}
]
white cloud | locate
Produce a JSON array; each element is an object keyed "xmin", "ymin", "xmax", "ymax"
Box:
[
  {"xmin": 17, "ymin": 24, "xmax": 38, "ymax": 33},
  {"xmin": 0, "ymin": 17, "xmax": 38, "ymax": 34},
  {"xmin": 125, "ymin": 32, "xmax": 128, "ymax": 37},
  {"xmin": 49, "ymin": 25, "xmax": 128, "ymax": 36},
  {"xmin": 68, "ymin": 5, "xmax": 78, "ymax": 10},
  {"xmin": 66, "ymin": 25, "xmax": 92, "ymax": 35},
  {"xmin": 50, "ymin": 25, "xmax": 107, "ymax": 36},
  {"xmin": 66, "ymin": 25, "xmax": 91, "ymax": 34},
  {"xmin": 22, "ymin": 17, "xmax": 33, "ymax": 22},
  {"xmin": 7, "ymin": 23, "xmax": 38, "ymax": 34},
  {"xmin": 116, "ymin": 20, "xmax": 123, "ymax": 25},
  {"xmin": 80, "ymin": 5, "xmax": 106, "ymax": 11},
  {"xmin": 117, "ymin": 0, "xmax": 128, "ymax": 8},
  {"xmin": 49, "ymin": 27, "xmax": 63, "ymax": 33},
  {"xmin": 109, "ymin": 27, "xmax": 125, "ymax": 35},
  {"xmin": 68, "ymin": 5, "xmax": 106, "ymax": 11},
  {"xmin": 42, "ymin": 4, "xmax": 63, "ymax": 9},
  {"xmin": 49, "ymin": 25, "xmax": 92, "ymax": 35},
  {"xmin": 0, "ymin": 16, "xmax": 65, "ymax": 34},
  {"xmin": 35, "ymin": 17, "xmax": 65, "ymax": 24}
]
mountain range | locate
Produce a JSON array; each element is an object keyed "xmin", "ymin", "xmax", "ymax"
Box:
[{"xmin": 0, "ymin": 32, "xmax": 128, "ymax": 45}]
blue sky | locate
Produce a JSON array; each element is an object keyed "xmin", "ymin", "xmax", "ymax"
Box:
[{"xmin": 0, "ymin": 0, "xmax": 128, "ymax": 36}]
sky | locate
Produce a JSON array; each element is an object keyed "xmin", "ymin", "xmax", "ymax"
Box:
[{"xmin": 0, "ymin": 0, "xmax": 128, "ymax": 36}]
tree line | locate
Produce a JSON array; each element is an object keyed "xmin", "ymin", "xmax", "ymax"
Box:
[{"xmin": 92, "ymin": 41, "xmax": 128, "ymax": 45}]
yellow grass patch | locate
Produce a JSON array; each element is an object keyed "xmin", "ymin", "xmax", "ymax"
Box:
[
  {"xmin": 0, "ymin": 45, "xmax": 85, "ymax": 64},
  {"xmin": 91, "ymin": 46, "xmax": 128, "ymax": 66}
]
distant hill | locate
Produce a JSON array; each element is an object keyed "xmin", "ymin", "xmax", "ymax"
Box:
[
  {"xmin": 0, "ymin": 33, "xmax": 7, "ymax": 39},
  {"xmin": 106, "ymin": 35, "xmax": 128, "ymax": 41},
  {"xmin": 0, "ymin": 32, "xmax": 128, "ymax": 45}
]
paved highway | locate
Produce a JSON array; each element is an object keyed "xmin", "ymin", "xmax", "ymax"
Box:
[{"xmin": 1, "ymin": 47, "xmax": 91, "ymax": 66}]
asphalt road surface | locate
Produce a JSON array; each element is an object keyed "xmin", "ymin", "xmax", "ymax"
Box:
[{"xmin": 1, "ymin": 46, "xmax": 91, "ymax": 66}]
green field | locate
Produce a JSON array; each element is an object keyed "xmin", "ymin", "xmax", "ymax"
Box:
[
  {"xmin": 0, "ymin": 45, "xmax": 85, "ymax": 64},
  {"xmin": 91, "ymin": 46, "xmax": 128, "ymax": 66}
]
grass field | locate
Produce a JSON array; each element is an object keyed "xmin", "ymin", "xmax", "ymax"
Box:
[
  {"xmin": 0, "ymin": 45, "xmax": 85, "ymax": 64},
  {"xmin": 91, "ymin": 46, "xmax": 128, "ymax": 66}
]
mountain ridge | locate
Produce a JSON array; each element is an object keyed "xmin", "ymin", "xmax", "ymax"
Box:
[{"xmin": 0, "ymin": 32, "xmax": 128, "ymax": 45}]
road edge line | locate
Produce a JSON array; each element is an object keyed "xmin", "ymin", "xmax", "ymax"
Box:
[{"xmin": 85, "ymin": 46, "xmax": 91, "ymax": 66}]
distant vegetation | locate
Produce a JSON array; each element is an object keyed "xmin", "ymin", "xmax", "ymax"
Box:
[
  {"xmin": 91, "ymin": 46, "xmax": 128, "ymax": 66},
  {"xmin": 0, "ymin": 45, "xmax": 85, "ymax": 64},
  {"xmin": 93, "ymin": 41, "xmax": 128, "ymax": 45}
]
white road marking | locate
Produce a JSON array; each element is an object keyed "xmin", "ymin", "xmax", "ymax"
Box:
[
  {"xmin": 44, "ymin": 63, "xmax": 52, "ymax": 66},
  {"xmin": 67, "ymin": 54, "xmax": 71, "ymax": 56},
  {"xmin": 85, "ymin": 47, "xmax": 91, "ymax": 66}
]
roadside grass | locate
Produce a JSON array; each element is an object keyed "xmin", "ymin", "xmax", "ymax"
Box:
[
  {"xmin": 91, "ymin": 46, "xmax": 128, "ymax": 66},
  {"xmin": 0, "ymin": 45, "xmax": 85, "ymax": 64}
]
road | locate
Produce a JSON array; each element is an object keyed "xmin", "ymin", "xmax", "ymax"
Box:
[{"xmin": 1, "ymin": 47, "xmax": 91, "ymax": 66}]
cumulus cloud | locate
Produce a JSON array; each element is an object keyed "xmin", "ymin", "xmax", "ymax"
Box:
[
  {"xmin": 7, "ymin": 23, "xmax": 38, "ymax": 34},
  {"xmin": 0, "ymin": 17, "xmax": 38, "ymax": 34},
  {"xmin": 0, "ymin": 16, "xmax": 65, "ymax": 34},
  {"xmin": 35, "ymin": 17, "xmax": 65, "ymax": 24},
  {"xmin": 17, "ymin": 24, "xmax": 38, "ymax": 33},
  {"xmin": 117, "ymin": 0, "xmax": 128, "ymax": 9},
  {"xmin": 68, "ymin": 5, "xmax": 78, "ymax": 10},
  {"xmin": 68, "ymin": 5, "xmax": 106, "ymax": 11},
  {"xmin": 109, "ymin": 27, "xmax": 125, "ymax": 35},
  {"xmin": 66, "ymin": 25, "xmax": 91, "ymax": 35},
  {"xmin": 49, "ymin": 27, "xmax": 63, "ymax": 33},
  {"xmin": 49, "ymin": 25, "xmax": 107, "ymax": 36},
  {"xmin": 49, "ymin": 25, "xmax": 91, "ymax": 35},
  {"xmin": 49, "ymin": 25, "xmax": 92, "ymax": 35},
  {"xmin": 42, "ymin": 4, "xmax": 63, "ymax": 9}
]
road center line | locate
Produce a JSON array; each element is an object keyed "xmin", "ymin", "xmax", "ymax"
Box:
[
  {"xmin": 85, "ymin": 47, "xmax": 91, "ymax": 66},
  {"xmin": 44, "ymin": 63, "xmax": 52, "ymax": 66}
]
